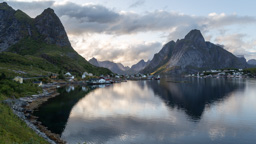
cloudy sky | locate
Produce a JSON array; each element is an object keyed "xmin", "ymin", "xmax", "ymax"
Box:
[{"xmin": 2, "ymin": 0, "xmax": 256, "ymax": 66}]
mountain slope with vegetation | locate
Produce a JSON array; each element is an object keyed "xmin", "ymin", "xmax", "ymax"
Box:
[
  {"xmin": 0, "ymin": 2, "xmax": 112, "ymax": 76},
  {"xmin": 0, "ymin": 2, "xmax": 111, "ymax": 143}
]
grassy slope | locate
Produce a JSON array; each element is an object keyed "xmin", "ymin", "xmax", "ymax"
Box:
[
  {"xmin": 7, "ymin": 38, "xmax": 112, "ymax": 76},
  {"xmin": 0, "ymin": 77, "xmax": 48, "ymax": 143},
  {"xmin": 244, "ymin": 67, "xmax": 256, "ymax": 74},
  {"xmin": 0, "ymin": 95, "xmax": 48, "ymax": 144}
]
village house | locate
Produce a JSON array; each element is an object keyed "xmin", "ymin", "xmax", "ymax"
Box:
[
  {"xmin": 99, "ymin": 78, "xmax": 106, "ymax": 83},
  {"xmin": 82, "ymin": 72, "xmax": 89, "ymax": 79},
  {"xmin": 65, "ymin": 72, "xmax": 75, "ymax": 81},
  {"xmin": 13, "ymin": 76, "xmax": 23, "ymax": 84}
]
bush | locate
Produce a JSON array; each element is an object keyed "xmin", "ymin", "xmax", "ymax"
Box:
[{"xmin": 0, "ymin": 79, "xmax": 41, "ymax": 98}]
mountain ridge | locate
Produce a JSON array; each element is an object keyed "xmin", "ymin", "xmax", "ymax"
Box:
[
  {"xmin": 89, "ymin": 58, "xmax": 150, "ymax": 74},
  {"xmin": 0, "ymin": 2, "xmax": 112, "ymax": 76},
  {"xmin": 141, "ymin": 29, "xmax": 249, "ymax": 74}
]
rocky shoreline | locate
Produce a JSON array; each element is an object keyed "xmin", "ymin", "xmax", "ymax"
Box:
[{"xmin": 3, "ymin": 83, "xmax": 68, "ymax": 144}]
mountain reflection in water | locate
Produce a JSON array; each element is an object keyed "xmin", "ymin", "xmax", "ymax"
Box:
[{"xmin": 34, "ymin": 78, "xmax": 256, "ymax": 144}]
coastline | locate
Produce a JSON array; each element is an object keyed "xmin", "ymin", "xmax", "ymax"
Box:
[{"xmin": 4, "ymin": 83, "xmax": 69, "ymax": 144}]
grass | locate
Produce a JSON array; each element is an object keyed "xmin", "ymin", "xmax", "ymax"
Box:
[
  {"xmin": 14, "ymin": 10, "xmax": 32, "ymax": 23},
  {"xmin": 244, "ymin": 67, "xmax": 256, "ymax": 74},
  {"xmin": 0, "ymin": 73, "xmax": 48, "ymax": 143},
  {"xmin": 0, "ymin": 94, "xmax": 48, "ymax": 144},
  {"xmin": 7, "ymin": 37, "xmax": 113, "ymax": 76},
  {"xmin": 0, "ymin": 79, "xmax": 42, "ymax": 98},
  {"xmin": 0, "ymin": 52, "xmax": 60, "ymax": 76}
]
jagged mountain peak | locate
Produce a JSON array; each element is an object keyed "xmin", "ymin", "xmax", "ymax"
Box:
[
  {"xmin": 35, "ymin": 7, "xmax": 71, "ymax": 47},
  {"xmin": 90, "ymin": 57, "xmax": 97, "ymax": 61},
  {"xmin": 138, "ymin": 59, "xmax": 145, "ymax": 63},
  {"xmin": 185, "ymin": 29, "xmax": 204, "ymax": 40},
  {"xmin": 43, "ymin": 8, "xmax": 55, "ymax": 14},
  {"xmin": 39, "ymin": 7, "xmax": 57, "ymax": 18},
  {"xmin": 36, "ymin": 7, "xmax": 59, "ymax": 21},
  {"xmin": 88, "ymin": 57, "xmax": 100, "ymax": 67},
  {"xmin": 0, "ymin": 2, "xmax": 13, "ymax": 10},
  {"xmin": 184, "ymin": 29, "xmax": 206, "ymax": 47},
  {"xmin": 141, "ymin": 29, "xmax": 249, "ymax": 74}
]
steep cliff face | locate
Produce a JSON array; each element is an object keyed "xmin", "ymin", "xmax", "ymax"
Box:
[
  {"xmin": 142, "ymin": 29, "xmax": 249, "ymax": 74},
  {"xmin": 141, "ymin": 41, "xmax": 175, "ymax": 73},
  {"xmin": 0, "ymin": 2, "xmax": 112, "ymax": 75},
  {"xmin": 0, "ymin": 2, "xmax": 71, "ymax": 51},
  {"xmin": 34, "ymin": 8, "xmax": 71, "ymax": 47},
  {"xmin": 0, "ymin": 2, "xmax": 32, "ymax": 51}
]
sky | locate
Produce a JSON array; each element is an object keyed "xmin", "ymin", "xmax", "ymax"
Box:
[{"xmin": 2, "ymin": 0, "xmax": 256, "ymax": 66}]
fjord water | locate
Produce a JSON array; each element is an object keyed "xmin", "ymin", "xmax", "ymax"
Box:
[{"xmin": 33, "ymin": 78, "xmax": 256, "ymax": 144}]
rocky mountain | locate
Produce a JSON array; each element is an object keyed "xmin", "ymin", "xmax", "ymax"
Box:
[
  {"xmin": 88, "ymin": 57, "xmax": 100, "ymax": 67},
  {"xmin": 89, "ymin": 58, "xmax": 150, "ymax": 74},
  {"xmin": 141, "ymin": 29, "xmax": 249, "ymax": 74},
  {"xmin": 98, "ymin": 61, "xmax": 129, "ymax": 75},
  {"xmin": 89, "ymin": 58, "xmax": 129, "ymax": 74},
  {"xmin": 248, "ymin": 59, "xmax": 256, "ymax": 65},
  {"xmin": 0, "ymin": 2, "xmax": 111, "ymax": 75},
  {"xmin": 130, "ymin": 59, "xmax": 150, "ymax": 72}
]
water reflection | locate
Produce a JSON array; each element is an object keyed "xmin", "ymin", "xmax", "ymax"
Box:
[
  {"xmin": 147, "ymin": 78, "xmax": 245, "ymax": 120},
  {"xmin": 34, "ymin": 78, "xmax": 256, "ymax": 144},
  {"xmin": 66, "ymin": 85, "xmax": 75, "ymax": 93}
]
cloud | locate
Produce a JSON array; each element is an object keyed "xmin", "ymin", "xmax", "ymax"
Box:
[
  {"xmin": 53, "ymin": 2, "xmax": 120, "ymax": 23},
  {"xmin": 70, "ymin": 34, "xmax": 162, "ymax": 66},
  {"xmin": 3, "ymin": 0, "xmax": 256, "ymax": 63},
  {"xmin": 50, "ymin": 2, "xmax": 256, "ymax": 37},
  {"xmin": 5, "ymin": 1, "xmax": 256, "ymax": 39},
  {"xmin": 214, "ymin": 33, "xmax": 256, "ymax": 60},
  {"xmin": 129, "ymin": 0, "xmax": 145, "ymax": 8}
]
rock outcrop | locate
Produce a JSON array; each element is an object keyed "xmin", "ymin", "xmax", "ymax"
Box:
[
  {"xmin": 34, "ymin": 8, "xmax": 71, "ymax": 47},
  {"xmin": 0, "ymin": 2, "xmax": 71, "ymax": 51}
]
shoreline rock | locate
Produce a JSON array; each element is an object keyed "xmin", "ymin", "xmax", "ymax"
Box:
[{"xmin": 4, "ymin": 83, "xmax": 68, "ymax": 144}]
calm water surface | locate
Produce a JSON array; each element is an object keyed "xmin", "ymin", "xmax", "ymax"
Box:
[{"xmin": 33, "ymin": 78, "xmax": 256, "ymax": 144}]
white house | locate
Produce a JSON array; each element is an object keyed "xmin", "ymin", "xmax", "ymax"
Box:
[
  {"xmin": 65, "ymin": 72, "xmax": 75, "ymax": 81},
  {"xmin": 13, "ymin": 76, "xmax": 23, "ymax": 84},
  {"xmin": 99, "ymin": 78, "xmax": 106, "ymax": 83},
  {"xmin": 65, "ymin": 72, "xmax": 72, "ymax": 76},
  {"xmin": 88, "ymin": 73, "xmax": 93, "ymax": 76},
  {"xmin": 82, "ymin": 72, "xmax": 89, "ymax": 79}
]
